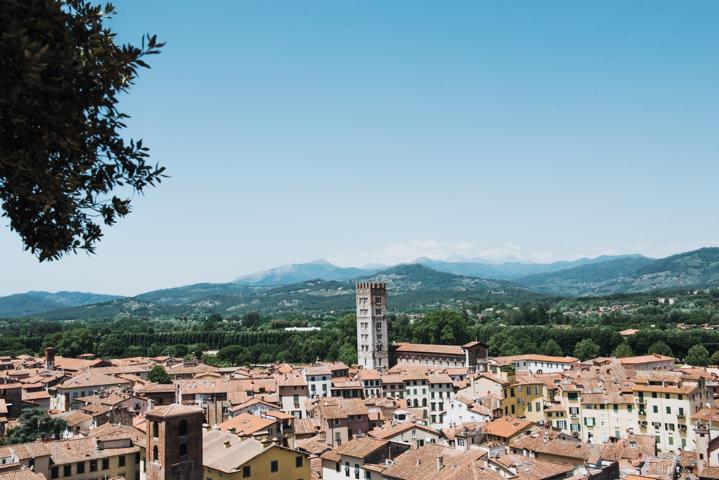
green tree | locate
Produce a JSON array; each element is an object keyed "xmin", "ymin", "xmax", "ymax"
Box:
[
  {"xmin": 56, "ymin": 328, "xmax": 95, "ymax": 357},
  {"xmin": 647, "ymin": 341, "xmax": 673, "ymax": 357},
  {"xmin": 147, "ymin": 365, "xmax": 172, "ymax": 384},
  {"xmin": 242, "ymin": 312, "xmax": 261, "ymax": 329},
  {"xmin": 612, "ymin": 343, "xmax": 634, "ymax": 358},
  {"xmin": 0, "ymin": 0, "xmax": 165, "ymax": 260},
  {"xmin": 574, "ymin": 339, "xmax": 600, "ymax": 361},
  {"xmin": 685, "ymin": 344, "xmax": 710, "ymax": 367},
  {"xmin": 411, "ymin": 310, "xmax": 469, "ymax": 345},
  {"xmin": 711, "ymin": 350, "xmax": 719, "ymax": 366},
  {"xmin": 7, "ymin": 408, "xmax": 67, "ymax": 444},
  {"xmin": 338, "ymin": 343, "xmax": 357, "ymax": 366},
  {"xmin": 217, "ymin": 345, "xmax": 244, "ymax": 364},
  {"xmin": 540, "ymin": 339, "xmax": 563, "ymax": 357}
]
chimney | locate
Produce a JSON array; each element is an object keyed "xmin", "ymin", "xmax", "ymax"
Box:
[
  {"xmin": 224, "ymin": 441, "xmax": 231, "ymax": 448},
  {"xmin": 436, "ymin": 456, "xmax": 444, "ymax": 470},
  {"xmin": 44, "ymin": 347, "xmax": 56, "ymax": 371}
]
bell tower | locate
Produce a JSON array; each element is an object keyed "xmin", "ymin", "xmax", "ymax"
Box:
[
  {"xmin": 146, "ymin": 404, "xmax": 204, "ymax": 480},
  {"xmin": 356, "ymin": 282, "xmax": 389, "ymax": 370}
]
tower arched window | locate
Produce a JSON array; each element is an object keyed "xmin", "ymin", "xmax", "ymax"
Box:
[
  {"xmin": 179, "ymin": 443, "xmax": 188, "ymax": 457},
  {"xmin": 152, "ymin": 422, "xmax": 159, "ymax": 438},
  {"xmin": 178, "ymin": 419, "xmax": 188, "ymax": 436},
  {"xmin": 152, "ymin": 446, "xmax": 159, "ymax": 463}
]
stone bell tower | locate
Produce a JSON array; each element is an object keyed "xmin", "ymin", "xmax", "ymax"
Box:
[
  {"xmin": 356, "ymin": 282, "xmax": 389, "ymax": 370},
  {"xmin": 146, "ymin": 404, "xmax": 204, "ymax": 480}
]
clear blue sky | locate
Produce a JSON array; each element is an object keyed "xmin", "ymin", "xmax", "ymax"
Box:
[{"xmin": 2, "ymin": 1, "xmax": 718, "ymax": 296}]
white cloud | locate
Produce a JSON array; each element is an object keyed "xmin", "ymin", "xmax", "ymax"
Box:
[{"xmin": 328, "ymin": 239, "xmax": 719, "ymax": 268}]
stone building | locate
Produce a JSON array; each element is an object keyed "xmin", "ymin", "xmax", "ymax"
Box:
[
  {"xmin": 146, "ymin": 403, "xmax": 204, "ymax": 480},
  {"xmin": 356, "ymin": 282, "xmax": 389, "ymax": 370}
]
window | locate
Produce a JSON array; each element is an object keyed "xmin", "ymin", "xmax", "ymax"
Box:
[
  {"xmin": 77, "ymin": 462, "xmax": 85, "ymax": 474},
  {"xmin": 63, "ymin": 465, "xmax": 71, "ymax": 477},
  {"xmin": 653, "ymin": 406, "xmax": 658, "ymax": 414},
  {"xmin": 152, "ymin": 446, "xmax": 159, "ymax": 463},
  {"xmin": 354, "ymin": 464, "xmax": 360, "ymax": 479},
  {"xmin": 152, "ymin": 422, "xmax": 159, "ymax": 438},
  {"xmin": 119, "ymin": 455, "xmax": 126, "ymax": 467},
  {"xmin": 51, "ymin": 467, "xmax": 58, "ymax": 479},
  {"xmin": 179, "ymin": 419, "xmax": 188, "ymax": 436},
  {"xmin": 271, "ymin": 460, "xmax": 278, "ymax": 472},
  {"xmin": 527, "ymin": 402, "xmax": 532, "ymax": 412},
  {"xmin": 102, "ymin": 458, "xmax": 109, "ymax": 470},
  {"xmin": 243, "ymin": 465, "xmax": 251, "ymax": 478},
  {"xmin": 179, "ymin": 443, "xmax": 188, "ymax": 457},
  {"xmin": 90, "ymin": 460, "xmax": 97, "ymax": 472},
  {"xmin": 135, "ymin": 453, "xmax": 140, "ymax": 464},
  {"xmin": 666, "ymin": 406, "xmax": 671, "ymax": 414},
  {"xmin": 296, "ymin": 455, "xmax": 303, "ymax": 468}
]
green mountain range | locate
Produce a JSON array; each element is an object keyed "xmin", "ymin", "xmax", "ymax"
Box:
[{"xmin": 3, "ymin": 247, "xmax": 719, "ymax": 319}]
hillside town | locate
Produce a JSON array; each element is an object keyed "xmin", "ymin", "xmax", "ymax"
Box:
[{"xmin": 0, "ymin": 284, "xmax": 717, "ymax": 480}]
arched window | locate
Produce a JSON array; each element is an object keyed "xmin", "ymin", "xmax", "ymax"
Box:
[
  {"xmin": 179, "ymin": 443, "xmax": 187, "ymax": 457},
  {"xmin": 152, "ymin": 422, "xmax": 159, "ymax": 438},
  {"xmin": 152, "ymin": 446, "xmax": 159, "ymax": 463},
  {"xmin": 178, "ymin": 419, "xmax": 188, "ymax": 436}
]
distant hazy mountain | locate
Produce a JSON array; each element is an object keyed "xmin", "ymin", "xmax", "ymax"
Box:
[
  {"xmin": 234, "ymin": 255, "xmax": 646, "ymax": 287},
  {"xmin": 23, "ymin": 264, "xmax": 543, "ymax": 320},
  {"xmin": 6, "ymin": 247, "xmax": 719, "ymax": 320},
  {"xmin": 415, "ymin": 255, "xmax": 647, "ymax": 280},
  {"xmin": 516, "ymin": 248, "xmax": 719, "ymax": 296},
  {"xmin": 234, "ymin": 259, "xmax": 379, "ymax": 286},
  {"xmin": 0, "ymin": 291, "xmax": 121, "ymax": 318}
]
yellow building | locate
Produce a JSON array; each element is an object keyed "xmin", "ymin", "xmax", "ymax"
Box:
[
  {"xmin": 203, "ymin": 429, "xmax": 310, "ymax": 480},
  {"xmin": 501, "ymin": 380, "xmax": 547, "ymax": 423}
]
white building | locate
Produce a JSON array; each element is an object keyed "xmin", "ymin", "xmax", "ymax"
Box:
[
  {"xmin": 303, "ymin": 366, "xmax": 332, "ymax": 399},
  {"xmin": 443, "ymin": 397, "xmax": 492, "ymax": 428}
]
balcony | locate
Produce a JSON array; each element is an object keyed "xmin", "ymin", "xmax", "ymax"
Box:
[{"xmin": 638, "ymin": 410, "xmax": 646, "ymax": 416}]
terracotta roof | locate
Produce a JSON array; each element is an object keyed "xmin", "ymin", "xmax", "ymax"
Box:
[
  {"xmin": 296, "ymin": 436, "xmax": 332, "ymax": 455},
  {"xmin": 369, "ymin": 422, "xmax": 438, "ymax": 440},
  {"xmin": 491, "ymin": 453, "xmax": 573, "ymax": 480},
  {"xmin": 382, "ymin": 444, "xmax": 484, "ymax": 480},
  {"xmin": 356, "ymin": 369, "xmax": 381, "ymax": 380},
  {"xmin": 44, "ymin": 437, "xmax": 138, "ymax": 465},
  {"xmin": 491, "ymin": 354, "xmax": 579, "ymax": 365},
  {"xmin": 0, "ymin": 470, "xmax": 47, "ymax": 480},
  {"xmin": 701, "ymin": 466, "xmax": 719, "ymax": 480},
  {"xmin": 511, "ymin": 431, "xmax": 592, "ymax": 461},
  {"xmin": 484, "ymin": 417, "xmax": 533, "ymax": 439},
  {"xmin": 203, "ymin": 430, "xmax": 269, "ymax": 473},
  {"xmin": 692, "ymin": 408, "xmax": 719, "ymax": 422},
  {"xmin": 394, "ymin": 343, "xmax": 465, "ymax": 356},
  {"xmin": 55, "ymin": 410, "xmax": 93, "ymax": 427},
  {"xmin": 146, "ymin": 403, "xmax": 203, "ymax": 418},
  {"xmin": 218, "ymin": 413, "xmax": 277, "ymax": 435},
  {"xmin": 620, "ymin": 354, "xmax": 674, "ymax": 365},
  {"xmin": 57, "ymin": 371, "xmax": 131, "ymax": 390},
  {"xmin": 428, "ymin": 373, "xmax": 453, "ymax": 385},
  {"xmin": 325, "ymin": 437, "xmax": 389, "ymax": 460},
  {"xmin": 304, "ymin": 366, "xmax": 332, "ymax": 376}
]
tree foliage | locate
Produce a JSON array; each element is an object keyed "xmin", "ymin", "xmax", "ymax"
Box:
[
  {"xmin": 6, "ymin": 408, "xmax": 67, "ymax": 444},
  {"xmin": 147, "ymin": 365, "xmax": 171, "ymax": 384},
  {"xmin": 574, "ymin": 338, "xmax": 600, "ymax": 360},
  {"xmin": 411, "ymin": 310, "xmax": 469, "ymax": 345},
  {"xmin": 612, "ymin": 343, "xmax": 634, "ymax": 358},
  {"xmin": 0, "ymin": 0, "xmax": 165, "ymax": 260},
  {"xmin": 540, "ymin": 339, "xmax": 563, "ymax": 356},
  {"xmin": 647, "ymin": 341, "xmax": 673, "ymax": 357},
  {"xmin": 685, "ymin": 344, "xmax": 710, "ymax": 367}
]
